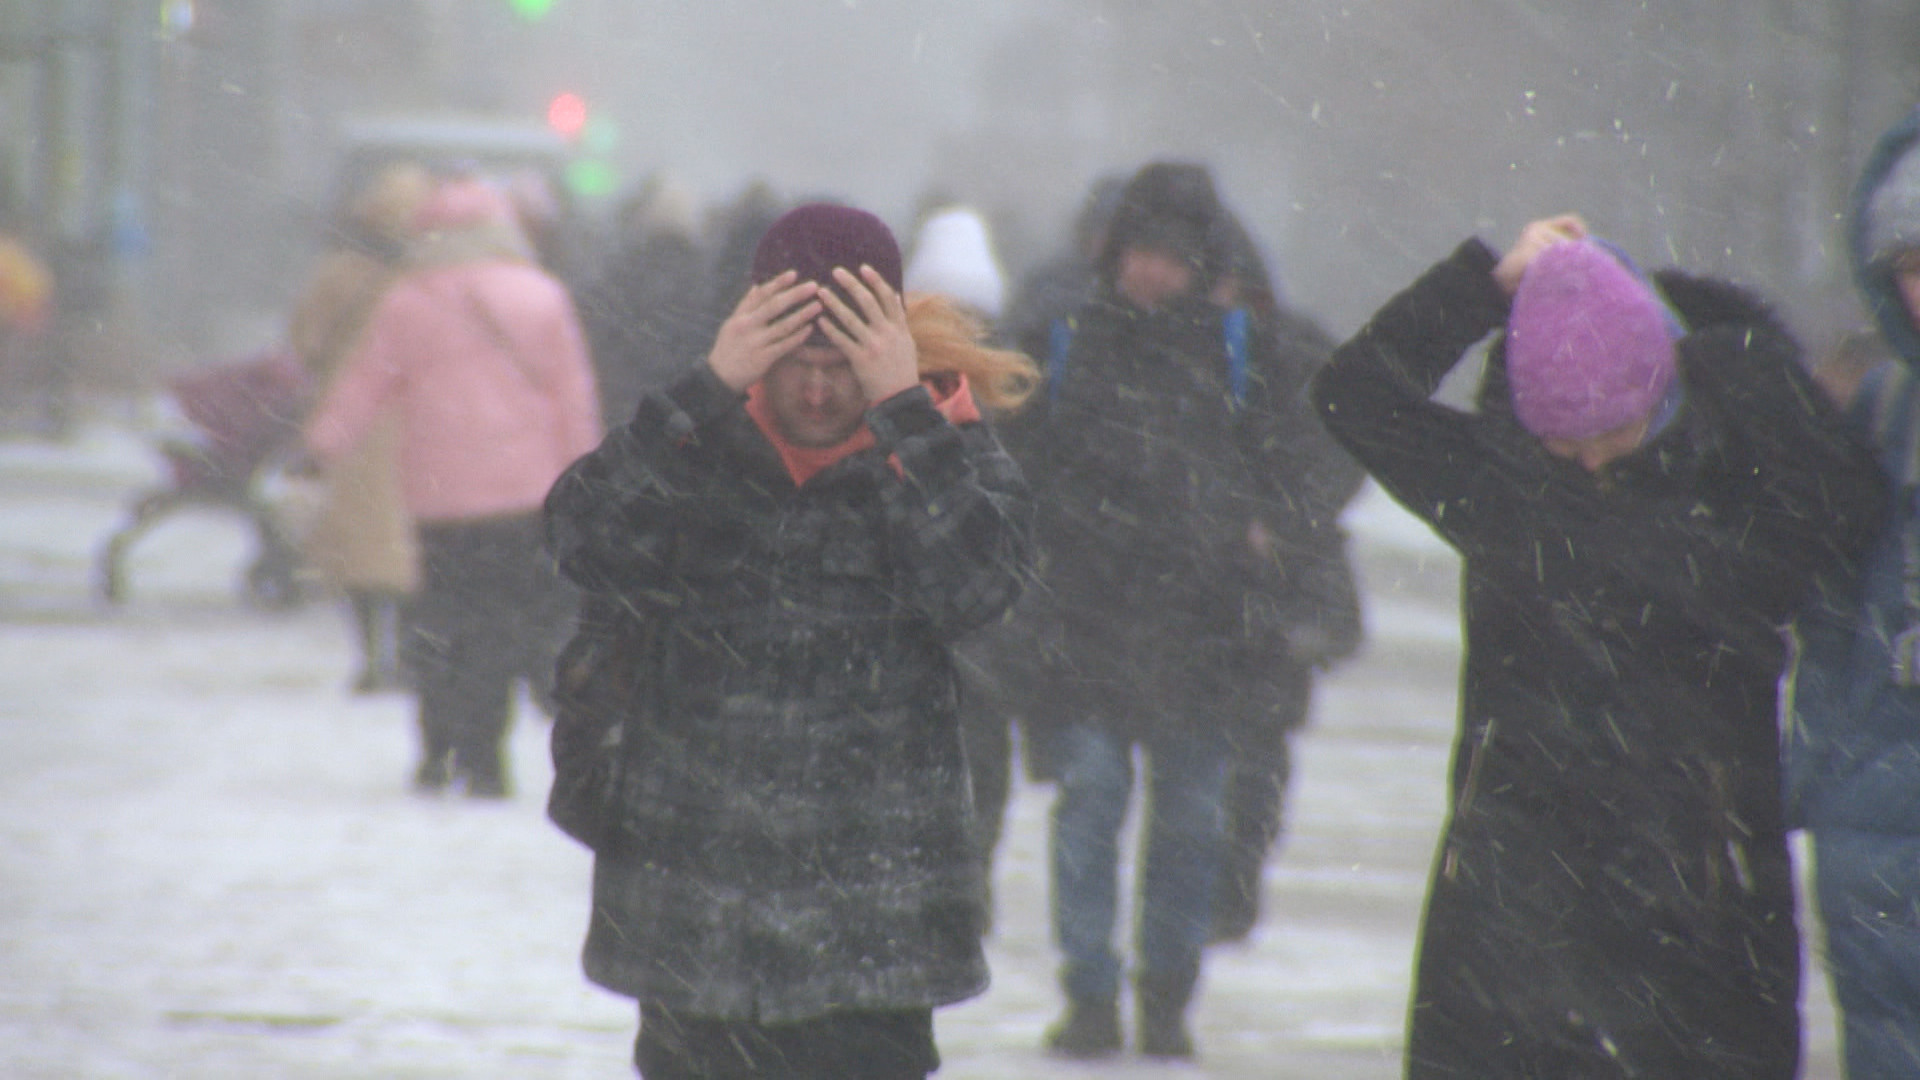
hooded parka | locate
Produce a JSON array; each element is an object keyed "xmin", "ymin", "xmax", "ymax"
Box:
[
  {"xmin": 1313, "ymin": 238, "xmax": 1888, "ymax": 1079},
  {"xmin": 1785, "ymin": 100, "xmax": 1920, "ymax": 1080}
]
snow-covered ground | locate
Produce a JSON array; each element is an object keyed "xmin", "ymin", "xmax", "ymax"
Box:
[{"xmin": 0, "ymin": 418, "xmax": 1841, "ymax": 1077}]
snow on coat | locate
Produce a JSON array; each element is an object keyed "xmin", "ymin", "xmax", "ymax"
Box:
[
  {"xmin": 1313, "ymin": 238, "xmax": 1888, "ymax": 1078},
  {"xmin": 543, "ymin": 364, "xmax": 1032, "ymax": 1023},
  {"xmin": 1022, "ymin": 292, "xmax": 1363, "ymax": 740}
]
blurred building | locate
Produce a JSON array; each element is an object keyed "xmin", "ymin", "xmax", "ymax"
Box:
[
  {"xmin": 0, "ymin": 0, "xmax": 586, "ymax": 409},
  {"xmin": 1, "ymin": 1, "xmax": 1916, "ymax": 414},
  {"xmin": 938, "ymin": 1, "xmax": 1920, "ymax": 346}
]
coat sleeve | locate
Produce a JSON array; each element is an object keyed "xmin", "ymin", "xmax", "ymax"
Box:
[
  {"xmin": 865, "ymin": 386, "xmax": 1035, "ymax": 640},
  {"xmin": 543, "ymin": 362, "xmax": 749, "ymax": 597},
  {"xmin": 303, "ymin": 286, "xmax": 411, "ymax": 462},
  {"xmin": 1309, "ymin": 238, "xmax": 1544, "ymax": 551}
]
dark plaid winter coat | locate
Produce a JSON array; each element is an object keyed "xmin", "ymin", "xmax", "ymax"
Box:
[
  {"xmin": 1313, "ymin": 239, "xmax": 1888, "ymax": 1079},
  {"xmin": 543, "ymin": 363, "xmax": 1031, "ymax": 1024}
]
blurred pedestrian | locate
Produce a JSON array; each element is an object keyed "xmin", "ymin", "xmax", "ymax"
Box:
[
  {"xmin": 288, "ymin": 160, "xmax": 431, "ymax": 694},
  {"xmin": 1203, "ymin": 211, "xmax": 1367, "ymax": 945},
  {"xmin": 979, "ymin": 173, "xmax": 1130, "ymax": 799},
  {"xmin": 699, "ymin": 179, "xmax": 787, "ymax": 343},
  {"xmin": 902, "ymin": 198, "xmax": 1032, "ymax": 924},
  {"xmin": 1786, "ymin": 100, "xmax": 1920, "ymax": 1080},
  {"xmin": 905, "ymin": 202, "xmax": 1009, "ymax": 330},
  {"xmin": 303, "ymin": 174, "xmax": 602, "ymax": 798},
  {"xmin": 1027, "ymin": 161, "xmax": 1359, "ymax": 1061},
  {"xmin": 544, "ymin": 202, "xmax": 1037, "ymax": 1079},
  {"xmin": 577, "ymin": 177, "xmax": 711, "ymax": 428},
  {"xmin": 1313, "ymin": 213, "xmax": 1888, "ymax": 1078}
]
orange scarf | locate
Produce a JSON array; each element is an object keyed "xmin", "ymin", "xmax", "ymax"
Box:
[{"xmin": 746, "ymin": 373, "xmax": 982, "ymax": 486}]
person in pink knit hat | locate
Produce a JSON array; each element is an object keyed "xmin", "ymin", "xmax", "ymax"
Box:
[
  {"xmin": 304, "ymin": 172, "xmax": 602, "ymax": 798},
  {"xmin": 1312, "ymin": 214, "xmax": 1888, "ymax": 1078}
]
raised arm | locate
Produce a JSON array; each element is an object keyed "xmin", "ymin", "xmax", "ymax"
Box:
[{"xmin": 1309, "ymin": 238, "xmax": 1539, "ymax": 548}]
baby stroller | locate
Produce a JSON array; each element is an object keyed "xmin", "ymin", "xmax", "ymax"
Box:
[{"xmin": 97, "ymin": 347, "xmax": 316, "ymax": 609}]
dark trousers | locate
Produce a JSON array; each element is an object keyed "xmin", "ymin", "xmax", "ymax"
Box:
[
  {"xmin": 409, "ymin": 513, "xmax": 570, "ymax": 794},
  {"xmin": 634, "ymin": 1005, "xmax": 938, "ymax": 1080},
  {"xmin": 1216, "ymin": 661, "xmax": 1314, "ymax": 934}
]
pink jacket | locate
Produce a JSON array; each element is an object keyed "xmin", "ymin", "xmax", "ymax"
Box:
[{"xmin": 305, "ymin": 258, "xmax": 603, "ymax": 524}]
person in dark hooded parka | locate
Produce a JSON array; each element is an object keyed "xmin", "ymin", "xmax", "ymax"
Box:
[
  {"xmin": 1312, "ymin": 212, "xmax": 1889, "ymax": 1079},
  {"xmin": 1027, "ymin": 160, "xmax": 1362, "ymax": 1061},
  {"xmin": 1786, "ymin": 100, "xmax": 1920, "ymax": 1080}
]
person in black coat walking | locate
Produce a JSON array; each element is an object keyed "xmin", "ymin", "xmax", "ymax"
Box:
[
  {"xmin": 1312, "ymin": 213, "xmax": 1889, "ymax": 1079},
  {"xmin": 544, "ymin": 202, "xmax": 1038, "ymax": 1080},
  {"xmin": 1027, "ymin": 161, "xmax": 1361, "ymax": 1061}
]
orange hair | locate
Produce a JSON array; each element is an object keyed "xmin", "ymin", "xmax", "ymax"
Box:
[{"xmin": 905, "ymin": 292, "xmax": 1039, "ymax": 414}]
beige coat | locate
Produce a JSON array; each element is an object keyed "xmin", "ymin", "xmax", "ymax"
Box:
[{"xmin": 289, "ymin": 247, "xmax": 419, "ymax": 594}]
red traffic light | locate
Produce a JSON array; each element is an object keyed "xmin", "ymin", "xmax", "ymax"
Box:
[{"xmin": 546, "ymin": 93, "xmax": 588, "ymax": 139}]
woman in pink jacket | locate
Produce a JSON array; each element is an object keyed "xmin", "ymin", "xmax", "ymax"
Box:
[{"xmin": 305, "ymin": 175, "xmax": 602, "ymax": 797}]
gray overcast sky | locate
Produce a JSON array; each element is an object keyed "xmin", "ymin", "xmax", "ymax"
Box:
[{"xmin": 561, "ymin": 0, "xmax": 1035, "ymax": 221}]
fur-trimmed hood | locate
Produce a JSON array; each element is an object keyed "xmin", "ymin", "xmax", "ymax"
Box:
[{"xmin": 1850, "ymin": 103, "xmax": 1920, "ymax": 365}]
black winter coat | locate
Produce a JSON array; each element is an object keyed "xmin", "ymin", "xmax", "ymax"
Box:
[
  {"xmin": 543, "ymin": 364, "xmax": 1032, "ymax": 1023},
  {"xmin": 1024, "ymin": 292, "xmax": 1362, "ymax": 738},
  {"xmin": 1312, "ymin": 240, "xmax": 1889, "ymax": 1078}
]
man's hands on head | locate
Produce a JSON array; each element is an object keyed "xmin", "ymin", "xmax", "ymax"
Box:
[
  {"xmin": 818, "ymin": 266, "xmax": 920, "ymax": 404},
  {"xmin": 707, "ymin": 272, "xmax": 822, "ymax": 393},
  {"xmin": 1493, "ymin": 213, "xmax": 1588, "ymax": 297}
]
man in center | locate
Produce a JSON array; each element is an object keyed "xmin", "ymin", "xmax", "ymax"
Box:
[
  {"xmin": 1024, "ymin": 161, "xmax": 1361, "ymax": 1061},
  {"xmin": 545, "ymin": 202, "xmax": 1038, "ymax": 1079}
]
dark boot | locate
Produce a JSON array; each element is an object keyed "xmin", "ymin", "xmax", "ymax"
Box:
[
  {"xmin": 1043, "ymin": 996, "xmax": 1122, "ymax": 1059},
  {"xmin": 412, "ymin": 749, "xmax": 452, "ymax": 794},
  {"xmin": 1137, "ymin": 967, "xmax": 1199, "ymax": 1060},
  {"xmin": 456, "ymin": 742, "xmax": 511, "ymax": 800},
  {"xmin": 412, "ymin": 700, "xmax": 456, "ymax": 795}
]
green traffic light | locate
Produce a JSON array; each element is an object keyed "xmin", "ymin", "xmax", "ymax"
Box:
[
  {"xmin": 508, "ymin": 0, "xmax": 556, "ymax": 21},
  {"xmin": 566, "ymin": 159, "xmax": 619, "ymax": 199}
]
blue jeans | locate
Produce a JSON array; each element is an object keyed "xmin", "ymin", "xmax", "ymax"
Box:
[
  {"xmin": 1813, "ymin": 828, "xmax": 1920, "ymax": 1080},
  {"xmin": 1050, "ymin": 722, "xmax": 1229, "ymax": 1002}
]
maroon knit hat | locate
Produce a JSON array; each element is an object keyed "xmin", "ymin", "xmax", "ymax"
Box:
[{"xmin": 750, "ymin": 203, "xmax": 904, "ymax": 301}]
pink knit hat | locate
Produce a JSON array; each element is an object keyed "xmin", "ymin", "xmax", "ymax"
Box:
[{"xmin": 1506, "ymin": 238, "xmax": 1680, "ymax": 441}]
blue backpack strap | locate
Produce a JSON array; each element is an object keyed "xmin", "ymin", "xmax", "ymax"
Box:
[
  {"xmin": 1223, "ymin": 307, "xmax": 1249, "ymax": 408},
  {"xmin": 1048, "ymin": 308, "xmax": 1248, "ymax": 406},
  {"xmin": 1047, "ymin": 316, "xmax": 1074, "ymax": 402}
]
